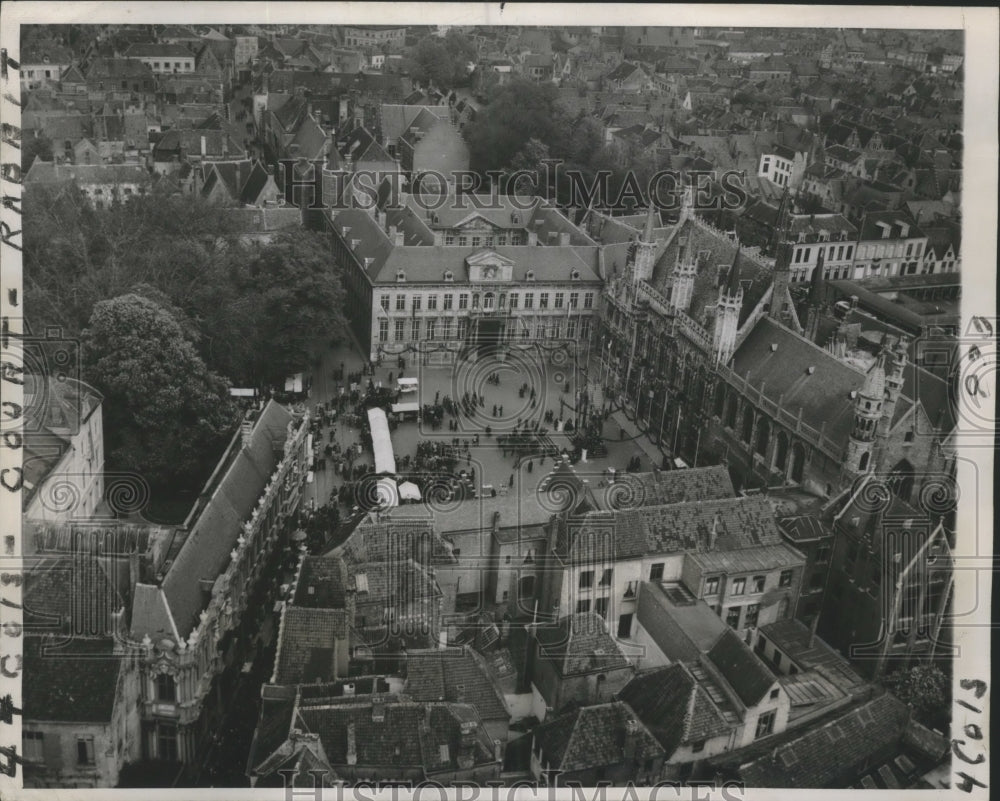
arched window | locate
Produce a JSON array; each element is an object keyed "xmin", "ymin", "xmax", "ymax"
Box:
[
  {"xmin": 483, "ymin": 292, "xmax": 495, "ymax": 310},
  {"xmin": 742, "ymin": 406, "xmax": 755, "ymax": 443},
  {"xmin": 725, "ymin": 395, "xmax": 738, "ymax": 429},
  {"xmin": 519, "ymin": 574, "xmax": 535, "ymax": 599},
  {"xmin": 755, "ymin": 418, "xmax": 770, "ymax": 457},
  {"xmin": 790, "ymin": 442, "xmax": 806, "ymax": 483},
  {"xmin": 858, "ymin": 451, "xmax": 870, "ymax": 471},
  {"xmin": 774, "ymin": 431, "xmax": 789, "ymax": 471},
  {"xmin": 889, "ymin": 459, "xmax": 915, "ymax": 502},
  {"xmin": 713, "ymin": 383, "xmax": 726, "ymax": 417}
]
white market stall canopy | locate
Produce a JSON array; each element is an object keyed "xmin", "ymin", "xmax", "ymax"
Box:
[
  {"xmin": 391, "ymin": 402, "xmax": 420, "ymax": 415},
  {"xmin": 367, "ymin": 407, "xmax": 396, "ymax": 475},
  {"xmin": 284, "ymin": 373, "xmax": 304, "ymax": 393},
  {"xmin": 397, "ymin": 377, "xmax": 419, "ymax": 392},
  {"xmin": 398, "ymin": 481, "xmax": 421, "ymax": 501}
]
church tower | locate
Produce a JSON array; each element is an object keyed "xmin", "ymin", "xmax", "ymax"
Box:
[
  {"xmin": 804, "ymin": 248, "xmax": 826, "ymax": 342},
  {"xmin": 670, "ymin": 235, "xmax": 697, "ymax": 313},
  {"xmin": 845, "ymin": 355, "xmax": 886, "ymax": 476},
  {"xmin": 768, "ymin": 189, "xmax": 793, "ymax": 324},
  {"xmin": 633, "ymin": 203, "xmax": 659, "ymax": 283},
  {"xmin": 875, "ymin": 335, "xmax": 909, "ymax": 471},
  {"xmin": 713, "ymin": 245, "xmax": 743, "ymax": 365}
]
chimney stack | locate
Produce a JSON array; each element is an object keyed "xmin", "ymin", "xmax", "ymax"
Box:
[
  {"xmin": 200, "ymin": 135, "xmax": 207, "ymax": 157},
  {"xmin": 346, "ymin": 723, "xmax": 358, "ymax": 765},
  {"xmin": 559, "ymin": 231, "xmax": 571, "ymax": 246},
  {"xmin": 528, "ymin": 231, "xmax": 538, "ymax": 246},
  {"xmin": 623, "ymin": 718, "xmax": 639, "ymax": 761}
]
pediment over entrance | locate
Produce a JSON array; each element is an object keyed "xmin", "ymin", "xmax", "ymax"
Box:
[{"xmin": 466, "ymin": 249, "xmax": 515, "ymax": 281}]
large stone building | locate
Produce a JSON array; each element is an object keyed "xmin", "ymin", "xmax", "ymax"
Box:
[
  {"xmin": 329, "ymin": 191, "xmax": 603, "ymax": 363},
  {"xmin": 593, "ymin": 191, "xmax": 955, "ymax": 502},
  {"xmin": 127, "ymin": 400, "xmax": 310, "ymax": 767}
]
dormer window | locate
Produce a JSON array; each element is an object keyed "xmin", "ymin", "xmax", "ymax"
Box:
[
  {"xmin": 396, "ymin": 270, "xmax": 406, "ymax": 282},
  {"xmin": 526, "ymin": 270, "xmax": 535, "ymax": 281},
  {"xmin": 571, "ymin": 269, "xmax": 580, "ymax": 280},
  {"xmin": 444, "ymin": 270, "xmax": 454, "ymax": 282}
]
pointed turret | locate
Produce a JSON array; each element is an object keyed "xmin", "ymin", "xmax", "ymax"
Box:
[
  {"xmin": 767, "ymin": 189, "xmax": 794, "ymax": 324},
  {"xmin": 724, "ymin": 244, "xmax": 743, "ymax": 297},
  {"xmin": 670, "ymin": 235, "xmax": 696, "ymax": 313},
  {"xmin": 642, "ymin": 201, "xmax": 658, "ymax": 243},
  {"xmin": 845, "ymin": 353, "xmax": 887, "ymax": 476},
  {"xmin": 804, "ymin": 248, "xmax": 825, "ymax": 342},
  {"xmin": 713, "ymin": 242, "xmax": 744, "ymax": 365},
  {"xmin": 632, "ymin": 203, "xmax": 659, "ymax": 283}
]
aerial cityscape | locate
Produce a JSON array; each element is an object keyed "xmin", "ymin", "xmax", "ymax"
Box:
[{"xmin": 12, "ymin": 20, "xmax": 966, "ymax": 791}]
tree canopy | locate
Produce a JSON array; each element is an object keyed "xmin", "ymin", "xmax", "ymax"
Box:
[
  {"xmin": 404, "ymin": 31, "xmax": 476, "ymax": 90},
  {"xmin": 82, "ymin": 293, "xmax": 239, "ymax": 491},
  {"xmin": 24, "ymin": 187, "xmax": 349, "ymax": 389}
]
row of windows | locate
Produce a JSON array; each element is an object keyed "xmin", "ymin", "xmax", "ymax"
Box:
[
  {"xmin": 444, "ymin": 232, "xmax": 526, "ymax": 247},
  {"xmin": 380, "ymin": 291, "xmax": 594, "ymax": 312},
  {"xmin": 23, "ymin": 732, "xmax": 95, "ymax": 766},
  {"xmin": 793, "ymin": 243, "xmax": 855, "ymax": 264},
  {"xmin": 705, "ymin": 570, "xmax": 793, "ymax": 596},
  {"xmin": 149, "ymin": 61, "xmax": 193, "ymax": 71},
  {"xmin": 378, "ymin": 317, "xmax": 591, "ymax": 343},
  {"xmin": 857, "ymin": 241, "xmax": 923, "ymax": 260}
]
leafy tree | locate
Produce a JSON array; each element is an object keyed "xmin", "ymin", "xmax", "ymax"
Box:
[
  {"xmin": 21, "ymin": 132, "xmax": 53, "ymax": 172},
  {"xmin": 82, "ymin": 294, "xmax": 238, "ymax": 491},
  {"xmin": 464, "ymin": 78, "xmax": 569, "ymax": 173},
  {"xmin": 237, "ymin": 231, "xmax": 349, "ymax": 387},
  {"xmin": 883, "ymin": 663, "xmax": 950, "ymax": 730},
  {"xmin": 405, "ymin": 36, "xmax": 455, "ymax": 89}
]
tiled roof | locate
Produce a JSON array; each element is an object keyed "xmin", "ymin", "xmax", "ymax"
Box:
[
  {"xmin": 535, "ymin": 612, "xmax": 631, "ymax": 676},
  {"xmin": 649, "ymin": 215, "xmax": 773, "ymax": 329},
  {"xmin": 778, "ymin": 515, "xmax": 831, "ymax": 543},
  {"xmin": 274, "ymin": 606, "xmax": 351, "ymax": 684},
  {"xmin": 380, "ymin": 104, "xmax": 450, "ymax": 146},
  {"xmin": 330, "ymin": 209, "xmax": 602, "ymax": 286},
  {"xmin": 294, "ymin": 555, "xmax": 349, "ymax": 608},
  {"xmin": 125, "ymin": 43, "xmax": 195, "ymax": 58},
  {"xmin": 731, "ymin": 317, "xmax": 868, "ymax": 451},
  {"xmin": 534, "ymin": 701, "xmax": 664, "ymax": 772},
  {"xmin": 598, "ymin": 465, "xmax": 735, "ymax": 510},
  {"xmin": 738, "ymin": 693, "xmax": 910, "ymax": 787},
  {"xmin": 292, "ymin": 698, "xmax": 496, "ymax": 773},
  {"xmin": 23, "ymin": 554, "xmax": 122, "ymax": 635},
  {"xmin": 856, "ymin": 209, "xmax": 924, "ymax": 241},
  {"xmin": 706, "ymin": 629, "xmax": 776, "ymax": 707},
  {"xmin": 23, "ymin": 637, "xmax": 122, "ymax": 723},
  {"xmin": 405, "ymin": 647, "xmax": 510, "ymax": 721},
  {"xmin": 686, "ymin": 542, "xmax": 805, "ymax": 575},
  {"xmin": 85, "ymin": 57, "xmax": 154, "ymax": 80},
  {"xmin": 154, "ymin": 401, "xmax": 294, "ymax": 639},
  {"xmin": 618, "ymin": 664, "xmax": 733, "ymax": 755},
  {"xmin": 25, "ymin": 160, "xmax": 150, "ymax": 187}
]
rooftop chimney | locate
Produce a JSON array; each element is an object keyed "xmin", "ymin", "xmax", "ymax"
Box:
[
  {"xmin": 528, "ymin": 231, "xmax": 538, "ymax": 246},
  {"xmin": 372, "ymin": 699, "xmax": 386, "ymax": 723},
  {"xmin": 559, "ymin": 232, "xmax": 571, "ymax": 246},
  {"xmin": 200, "ymin": 135, "xmax": 207, "ymax": 157},
  {"xmin": 623, "ymin": 718, "xmax": 639, "ymax": 761},
  {"xmin": 346, "ymin": 723, "xmax": 358, "ymax": 765}
]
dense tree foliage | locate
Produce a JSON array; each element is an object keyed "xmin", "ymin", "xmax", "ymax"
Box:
[
  {"xmin": 24, "ymin": 187, "xmax": 348, "ymax": 388},
  {"xmin": 21, "ymin": 132, "xmax": 53, "ymax": 172},
  {"xmin": 83, "ymin": 293, "xmax": 238, "ymax": 491},
  {"xmin": 404, "ymin": 31, "xmax": 476, "ymax": 90},
  {"xmin": 464, "ymin": 79, "xmax": 570, "ymax": 173},
  {"xmin": 883, "ymin": 663, "xmax": 950, "ymax": 731}
]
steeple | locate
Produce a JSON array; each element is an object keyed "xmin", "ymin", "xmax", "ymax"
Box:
[
  {"xmin": 724, "ymin": 244, "xmax": 743, "ymax": 297},
  {"xmin": 767, "ymin": 188, "xmax": 794, "ymax": 324},
  {"xmin": 670, "ymin": 235, "xmax": 696, "ymax": 313},
  {"xmin": 642, "ymin": 201, "xmax": 657, "ymax": 244},
  {"xmin": 713, "ymin": 242, "xmax": 744, "ymax": 365},
  {"xmin": 875, "ymin": 335, "xmax": 909, "ymax": 471},
  {"xmin": 632, "ymin": 203, "xmax": 659, "ymax": 283},
  {"xmin": 804, "ymin": 247, "xmax": 825, "ymax": 342},
  {"xmin": 845, "ymin": 353, "xmax": 886, "ymax": 477}
]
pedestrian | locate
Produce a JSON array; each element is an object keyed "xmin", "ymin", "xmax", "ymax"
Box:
[
  {"xmin": 509, "ymin": 473, "xmax": 514, "ymax": 486},
  {"xmin": 527, "ymin": 460, "xmax": 533, "ymax": 473},
  {"xmin": 493, "ymin": 404, "xmax": 498, "ymax": 416},
  {"xmin": 499, "ymin": 405, "xmax": 503, "ymax": 416}
]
